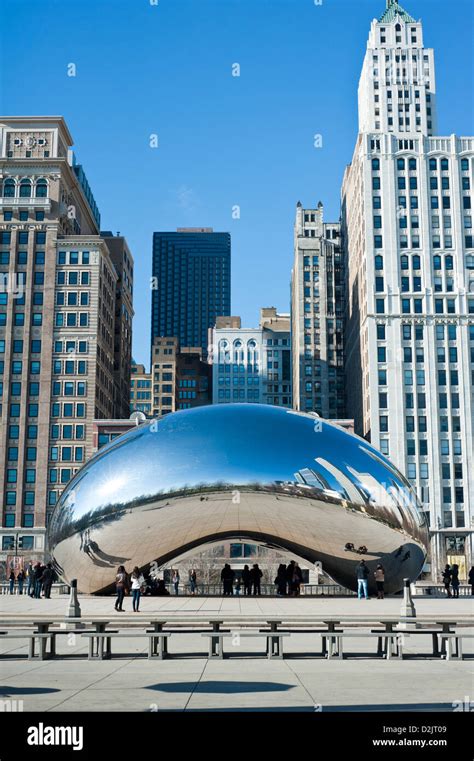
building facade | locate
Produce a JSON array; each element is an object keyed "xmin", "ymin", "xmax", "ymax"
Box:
[
  {"xmin": 291, "ymin": 203, "xmax": 345, "ymax": 418},
  {"xmin": 151, "ymin": 228, "xmax": 231, "ymax": 361},
  {"xmin": 150, "ymin": 337, "xmax": 211, "ymax": 416},
  {"xmin": 210, "ymin": 308, "xmax": 292, "ymax": 407},
  {"xmin": 130, "ymin": 360, "xmax": 152, "ymax": 417},
  {"xmin": 342, "ymin": 1, "xmax": 474, "ymax": 577},
  {"xmin": 0, "ymin": 116, "xmax": 133, "ymax": 568}
]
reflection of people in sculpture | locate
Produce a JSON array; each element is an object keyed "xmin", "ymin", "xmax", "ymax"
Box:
[{"xmin": 80, "ymin": 529, "xmax": 129, "ymax": 567}]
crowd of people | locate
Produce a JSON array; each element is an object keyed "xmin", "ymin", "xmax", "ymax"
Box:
[
  {"xmin": 442, "ymin": 564, "xmax": 474, "ymax": 598},
  {"xmin": 7, "ymin": 562, "xmax": 56, "ymax": 599}
]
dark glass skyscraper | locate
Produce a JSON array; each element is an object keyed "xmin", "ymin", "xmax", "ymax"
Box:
[{"xmin": 151, "ymin": 229, "xmax": 231, "ymax": 359}]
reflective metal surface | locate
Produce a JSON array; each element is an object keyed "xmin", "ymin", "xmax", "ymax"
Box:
[{"xmin": 48, "ymin": 404, "xmax": 428, "ymax": 594}]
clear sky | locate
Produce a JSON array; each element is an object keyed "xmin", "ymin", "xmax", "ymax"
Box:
[{"xmin": 1, "ymin": 0, "xmax": 473, "ymax": 367}]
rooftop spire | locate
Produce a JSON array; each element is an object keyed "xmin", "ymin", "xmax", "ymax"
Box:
[{"xmin": 379, "ymin": 0, "xmax": 415, "ymax": 23}]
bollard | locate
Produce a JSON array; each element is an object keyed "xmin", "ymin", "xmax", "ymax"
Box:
[
  {"xmin": 398, "ymin": 577, "xmax": 417, "ymax": 631},
  {"xmin": 63, "ymin": 578, "xmax": 83, "ymax": 629}
]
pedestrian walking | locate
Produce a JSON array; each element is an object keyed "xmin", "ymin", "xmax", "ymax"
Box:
[
  {"xmin": 442, "ymin": 564, "xmax": 452, "ymax": 598},
  {"xmin": 17, "ymin": 569, "xmax": 25, "ymax": 595},
  {"xmin": 451, "ymin": 564, "xmax": 460, "ymax": 599},
  {"xmin": 172, "ymin": 569, "xmax": 180, "ymax": 596},
  {"xmin": 357, "ymin": 560, "xmax": 370, "ymax": 599},
  {"xmin": 374, "ymin": 564, "xmax": 385, "ymax": 599},
  {"xmin": 9, "ymin": 570, "xmax": 15, "ymax": 595},
  {"xmin": 115, "ymin": 565, "xmax": 127, "ymax": 611},
  {"xmin": 250, "ymin": 564, "xmax": 262, "ymax": 596},
  {"xmin": 468, "ymin": 566, "xmax": 474, "ymax": 596},
  {"xmin": 130, "ymin": 566, "xmax": 145, "ymax": 612},
  {"xmin": 242, "ymin": 564, "xmax": 251, "ymax": 596},
  {"xmin": 189, "ymin": 569, "xmax": 197, "ymax": 595}
]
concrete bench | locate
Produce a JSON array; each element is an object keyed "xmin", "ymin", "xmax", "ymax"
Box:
[
  {"xmin": 328, "ymin": 631, "xmax": 403, "ymax": 660},
  {"xmin": 438, "ymin": 632, "xmax": 474, "ymax": 661},
  {"xmin": 0, "ymin": 631, "xmax": 54, "ymax": 660},
  {"xmin": 81, "ymin": 631, "xmax": 175, "ymax": 660},
  {"xmin": 201, "ymin": 631, "xmax": 291, "ymax": 659}
]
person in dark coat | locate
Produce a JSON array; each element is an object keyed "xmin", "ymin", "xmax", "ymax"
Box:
[
  {"xmin": 275, "ymin": 564, "xmax": 287, "ymax": 596},
  {"xmin": 17, "ymin": 569, "xmax": 25, "ymax": 595},
  {"xmin": 40, "ymin": 563, "xmax": 54, "ymax": 599},
  {"xmin": 442, "ymin": 564, "xmax": 452, "ymax": 598},
  {"xmin": 250, "ymin": 564, "xmax": 263, "ymax": 596},
  {"xmin": 33, "ymin": 563, "xmax": 43, "ymax": 599},
  {"xmin": 468, "ymin": 567, "xmax": 474, "ymax": 596},
  {"xmin": 9, "ymin": 570, "xmax": 15, "ymax": 595},
  {"xmin": 450, "ymin": 564, "xmax": 460, "ymax": 598},
  {"xmin": 242, "ymin": 565, "xmax": 251, "ymax": 596},
  {"xmin": 221, "ymin": 564, "xmax": 234, "ymax": 596},
  {"xmin": 286, "ymin": 561, "xmax": 296, "ymax": 595}
]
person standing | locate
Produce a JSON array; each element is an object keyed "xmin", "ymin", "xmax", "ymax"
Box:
[
  {"xmin": 115, "ymin": 565, "xmax": 127, "ymax": 611},
  {"xmin": 374, "ymin": 564, "xmax": 385, "ymax": 599},
  {"xmin": 130, "ymin": 567, "xmax": 145, "ymax": 612},
  {"xmin": 286, "ymin": 561, "xmax": 296, "ymax": 595},
  {"xmin": 293, "ymin": 563, "xmax": 303, "ymax": 596},
  {"xmin": 26, "ymin": 562, "xmax": 34, "ymax": 597},
  {"xmin": 250, "ymin": 564, "xmax": 262, "ymax": 596},
  {"xmin": 41, "ymin": 563, "xmax": 54, "ymax": 599},
  {"xmin": 189, "ymin": 569, "xmax": 197, "ymax": 596},
  {"xmin": 33, "ymin": 563, "xmax": 43, "ymax": 599},
  {"xmin": 468, "ymin": 566, "xmax": 474, "ymax": 596},
  {"xmin": 220, "ymin": 564, "xmax": 233, "ymax": 596},
  {"xmin": 451, "ymin": 564, "xmax": 460, "ymax": 599},
  {"xmin": 172, "ymin": 569, "xmax": 180, "ymax": 596},
  {"xmin": 242, "ymin": 565, "xmax": 251, "ymax": 596},
  {"xmin": 9, "ymin": 570, "xmax": 15, "ymax": 595},
  {"xmin": 275, "ymin": 564, "xmax": 287, "ymax": 596},
  {"xmin": 442, "ymin": 564, "xmax": 452, "ymax": 598},
  {"xmin": 356, "ymin": 560, "xmax": 370, "ymax": 599},
  {"xmin": 17, "ymin": 569, "xmax": 25, "ymax": 595}
]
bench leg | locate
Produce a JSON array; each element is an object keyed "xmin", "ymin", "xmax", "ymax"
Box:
[
  {"xmin": 432, "ymin": 633, "xmax": 439, "ymax": 657},
  {"xmin": 158, "ymin": 636, "xmax": 166, "ymax": 660},
  {"xmin": 39, "ymin": 637, "xmax": 47, "ymax": 661},
  {"xmin": 88, "ymin": 637, "xmax": 94, "ymax": 661},
  {"xmin": 50, "ymin": 634, "xmax": 56, "ymax": 658},
  {"xmin": 209, "ymin": 636, "xmax": 222, "ymax": 658},
  {"xmin": 28, "ymin": 637, "xmax": 35, "ymax": 660},
  {"xmin": 106, "ymin": 636, "xmax": 112, "ymax": 658},
  {"xmin": 267, "ymin": 636, "xmax": 282, "ymax": 659},
  {"xmin": 458, "ymin": 638, "xmax": 463, "ymax": 660},
  {"xmin": 386, "ymin": 638, "xmax": 392, "ymax": 660},
  {"xmin": 445, "ymin": 638, "xmax": 451, "ymax": 661},
  {"xmin": 322, "ymin": 635, "xmax": 327, "ymax": 657}
]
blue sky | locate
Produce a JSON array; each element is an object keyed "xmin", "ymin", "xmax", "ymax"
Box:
[{"xmin": 1, "ymin": 0, "xmax": 473, "ymax": 367}]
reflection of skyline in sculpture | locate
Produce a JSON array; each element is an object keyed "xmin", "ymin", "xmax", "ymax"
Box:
[{"xmin": 48, "ymin": 404, "xmax": 429, "ymax": 594}]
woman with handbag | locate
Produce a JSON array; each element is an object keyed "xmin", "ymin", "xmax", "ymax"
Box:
[
  {"xmin": 115, "ymin": 565, "xmax": 128, "ymax": 611},
  {"xmin": 130, "ymin": 566, "xmax": 145, "ymax": 612}
]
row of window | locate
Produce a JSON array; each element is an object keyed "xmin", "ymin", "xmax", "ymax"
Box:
[
  {"xmin": 371, "ymin": 157, "xmax": 470, "ymax": 172},
  {"xmin": 1, "ymin": 178, "xmax": 48, "ymax": 198}
]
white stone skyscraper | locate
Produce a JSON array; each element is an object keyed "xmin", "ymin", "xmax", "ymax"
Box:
[{"xmin": 342, "ymin": 0, "xmax": 473, "ymax": 577}]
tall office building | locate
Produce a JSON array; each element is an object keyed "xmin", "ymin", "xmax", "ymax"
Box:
[
  {"xmin": 210, "ymin": 308, "xmax": 292, "ymax": 407},
  {"xmin": 151, "ymin": 228, "xmax": 231, "ymax": 361},
  {"xmin": 0, "ymin": 117, "xmax": 133, "ymax": 566},
  {"xmin": 342, "ymin": 0, "xmax": 474, "ymax": 575},
  {"xmin": 291, "ymin": 203, "xmax": 345, "ymax": 418}
]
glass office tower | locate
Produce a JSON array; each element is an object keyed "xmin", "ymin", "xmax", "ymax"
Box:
[{"xmin": 151, "ymin": 228, "xmax": 231, "ymax": 361}]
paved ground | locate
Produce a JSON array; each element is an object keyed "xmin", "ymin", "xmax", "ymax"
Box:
[{"xmin": 0, "ymin": 595, "xmax": 472, "ymax": 712}]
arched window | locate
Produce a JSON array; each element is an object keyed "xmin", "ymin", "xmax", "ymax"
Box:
[
  {"xmin": 35, "ymin": 179, "xmax": 48, "ymax": 198},
  {"xmin": 395, "ymin": 23, "xmax": 401, "ymax": 32},
  {"xmin": 3, "ymin": 179, "xmax": 16, "ymax": 197},
  {"xmin": 19, "ymin": 179, "xmax": 32, "ymax": 198}
]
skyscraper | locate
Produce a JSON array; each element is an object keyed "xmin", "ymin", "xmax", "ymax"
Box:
[
  {"xmin": 151, "ymin": 228, "xmax": 231, "ymax": 361},
  {"xmin": 291, "ymin": 202, "xmax": 345, "ymax": 418},
  {"xmin": 342, "ymin": 0, "xmax": 474, "ymax": 576},
  {"xmin": 0, "ymin": 117, "xmax": 133, "ymax": 564}
]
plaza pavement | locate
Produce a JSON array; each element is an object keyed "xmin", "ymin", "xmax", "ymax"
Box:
[{"xmin": 0, "ymin": 594, "xmax": 473, "ymax": 712}]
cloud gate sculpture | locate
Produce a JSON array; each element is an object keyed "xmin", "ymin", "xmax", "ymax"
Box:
[{"xmin": 48, "ymin": 404, "xmax": 428, "ymax": 594}]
